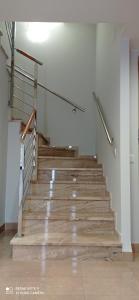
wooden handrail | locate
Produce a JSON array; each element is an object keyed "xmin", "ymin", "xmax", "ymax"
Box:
[
  {"xmin": 16, "ymin": 48, "xmax": 43, "ymax": 66},
  {"xmin": 21, "ymin": 109, "xmax": 36, "ymax": 140}
]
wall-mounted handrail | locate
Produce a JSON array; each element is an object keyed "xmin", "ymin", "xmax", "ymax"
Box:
[
  {"xmin": 93, "ymin": 92, "xmax": 114, "ymax": 146},
  {"xmin": 16, "ymin": 48, "xmax": 43, "ymax": 66},
  {"xmin": 8, "ymin": 64, "xmax": 86, "ymax": 112},
  {"xmin": 21, "ymin": 109, "xmax": 36, "ymax": 140},
  {"xmin": 38, "ymin": 83, "xmax": 86, "ymax": 112}
]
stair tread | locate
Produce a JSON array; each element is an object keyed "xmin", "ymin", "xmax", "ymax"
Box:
[
  {"xmin": 38, "ymin": 156, "xmax": 97, "ymax": 161},
  {"xmin": 23, "ymin": 211, "xmax": 114, "ymax": 221},
  {"xmin": 28, "ymin": 191, "xmax": 108, "ymax": 198},
  {"xmin": 10, "ymin": 232, "xmax": 121, "ymax": 247},
  {"xmin": 30, "ymin": 182, "xmax": 105, "ymax": 187},
  {"xmin": 36, "ymin": 180, "xmax": 105, "ymax": 183},
  {"xmin": 38, "ymin": 167, "xmax": 102, "ymax": 171},
  {"xmin": 26, "ymin": 195, "xmax": 110, "ymax": 201}
]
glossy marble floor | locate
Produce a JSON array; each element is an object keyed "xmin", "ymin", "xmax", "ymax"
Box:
[{"xmin": 0, "ymin": 232, "xmax": 139, "ymax": 300}]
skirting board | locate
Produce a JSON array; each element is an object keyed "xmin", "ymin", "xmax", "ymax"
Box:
[
  {"xmin": 0, "ymin": 224, "xmax": 5, "ymax": 233},
  {"xmin": 132, "ymin": 243, "xmax": 139, "ymax": 254},
  {"xmin": 5, "ymin": 223, "xmax": 17, "ymax": 231}
]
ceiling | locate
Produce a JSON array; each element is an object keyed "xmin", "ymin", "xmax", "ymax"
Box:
[{"xmin": 1, "ymin": 0, "xmax": 139, "ymax": 48}]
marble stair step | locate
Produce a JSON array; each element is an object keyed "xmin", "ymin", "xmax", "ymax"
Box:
[
  {"xmin": 29, "ymin": 183, "xmax": 106, "ymax": 197},
  {"xmin": 38, "ymin": 168, "xmax": 104, "ymax": 181},
  {"xmin": 23, "ymin": 211, "xmax": 114, "ymax": 221},
  {"xmin": 38, "ymin": 146, "xmax": 77, "ymax": 157},
  {"xmin": 10, "ymin": 231, "xmax": 121, "ymax": 247},
  {"xmin": 38, "ymin": 156, "xmax": 97, "ymax": 161},
  {"xmin": 24, "ymin": 198, "xmax": 110, "ymax": 212},
  {"xmin": 38, "ymin": 169, "xmax": 105, "ymax": 183},
  {"xmin": 26, "ymin": 193, "xmax": 110, "ymax": 201},
  {"xmin": 28, "ymin": 190, "xmax": 108, "ymax": 198},
  {"xmin": 23, "ymin": 218, "xmax": 115, "ymax": 235},
  {"xmin": 37, "ymin": 180, "xmax": 106, "ymax": 184},
  {"xmin": 38, "ymin": 157, "xmax": 101, "ymax": 168},
  {"xmin": 10, "ymin": 230, "xmax": 122, "ymax": 260}
]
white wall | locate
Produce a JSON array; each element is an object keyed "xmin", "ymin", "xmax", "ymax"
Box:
[
  {"xmin": 5, "ymin": 121, "xmax": 21, "ymax": 224},
  {"xmin": 0, "ymin": 22, "xmax": 11, "ymax": 62},
  {"xmin": 130, "ymin": 49, "xmax": 139, "ymax": 243},
  {"xmin": 96, "ymin": 24, "xmax": 131, "ymax": 251},
  {"xmin": 96, "ymin": 24, "xmax": 122, "ymax": 232},
  {"xmin": 0, "ymin": 44, "xmax": 9, "ymax": 226},
  {"xmin": 15, "ymin": 23, "xmax": 97, "ymax": 154}
]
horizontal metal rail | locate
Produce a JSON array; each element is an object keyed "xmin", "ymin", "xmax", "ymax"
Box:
[
  {"xmin": 13, "ymin": 95, "xmax": 34, "ymax": 109},
  {"xmin": 7, "ymin": 65, "xmax": 86, "ymax": 112},
  {"xmin": 93, "ymin": 92, "xmax": 114, "ymax": 145},
  {"xmin": 14, "ymin": 84, "xmax": 34, "ymax": 98},
  {"xmin": 11, "ymin": 106, "xmax": 30, "ymax": 117}
]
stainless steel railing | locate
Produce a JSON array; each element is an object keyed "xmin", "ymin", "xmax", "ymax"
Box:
[
  {"xmin": 93, "ymin": 92, "xmax": 114, "ymax": 146},
  {"xmin": 18, "ymin": 109, "xmax": 37, "ymax": 237},
  {"xmin": 5, "ymin": 21, "xmax": 12, "ymax": 49},
  {"xmin": 8, "ymin": 64, "xmax": 86, "ymax": 112}
]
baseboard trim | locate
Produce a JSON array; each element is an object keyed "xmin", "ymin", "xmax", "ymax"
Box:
[
  {"xmin": 0, "ymin": 224, "xmax": 5, "ymax": 233},
  {"xmin": 132, "ymin": 243, "xmax": 139, "ymax": 254},
  {"xmin": 113, "ymin": 251, "xmax": 133, "ymax": 261},
  {"xmin": 5, "ymin": 223, "xmax": 17, "ymax": 231}
]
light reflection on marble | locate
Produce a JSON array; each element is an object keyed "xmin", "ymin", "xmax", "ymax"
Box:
[
  {"xmin": 52, "ymin": 169, "xmax": 56, "ymax": 182},
  {"xmin": 72, "ymin": 191, "xmax": 77, "ymax": 198},
  {"xmin": 46, "ymin": 202, "xmax": 51, "ymax": 217},
  {"xmin": 49, "ymin": 190, "xmax": 53, "ymax": 199}
]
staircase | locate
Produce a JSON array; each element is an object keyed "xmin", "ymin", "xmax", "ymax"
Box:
[
  {"xmin": 10, "ymin": 135, "xmax": 122, "ymax": 260},
  {"xmin": 4, "ymin": 25, "xmax": 122, "ymax": 260}
]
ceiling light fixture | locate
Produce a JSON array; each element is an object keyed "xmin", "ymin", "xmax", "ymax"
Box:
[{"xmin": 26, "ymin": 22, "xmax": 63, "ymax": 43}]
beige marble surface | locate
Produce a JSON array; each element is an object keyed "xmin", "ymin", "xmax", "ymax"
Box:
[
  {"xmin": 23, "ymin": 211, "xmax": 114, "ymax": 221},
  {"xmin": 38, "ymin": 172, "xmax": 105, "ymax": 183},
  {"xmin": 1, "ymin": 232, "xmax": 138, "ymax": 299},
  {"xmin": 11, "ymin": 152, "xmax": 122, "ymax": 262},
  {"xmin": 10, "ymin": 231, "xmax": 120, "ymax": 246},
  {"xmin": 28, "ymin": 183, "xmax": 107, "ymax": 199},
  {"xmin": 38, "ymin": 147, "xmax": 76, "ymax": 157},
  {"xmin": 38, "ymin": 157, "xmax": 102, "ymax": 168},
  {"xmin": 24, "ymin": 198, "xmax": 110, "ymax": 213},
  {"xmin": 26, "ymin": 193, "xmax": 110, "ymax": 201},
  {"xmin": 23, "ymin": 219, "xmax": 115, "ymax": 235}
]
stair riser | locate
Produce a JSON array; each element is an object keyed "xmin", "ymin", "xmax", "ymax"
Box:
[
  {"xmin": 12, "ymin": 245, "xmax": 122, "ymax": 261},
  {"xmin": 23, "ymin": 219, "xmax": 115, "ymax": 234},
  {"xmin": 38, "ymin": 158, "xmax": 101, "ymax": 168},
  {"xmin": 30, "ymin": 184, "xmax": 106, "ymax": 196},
  {"xmin": 24, "ymin": 199, "xmax": 110, "ymax": 212},
  {"xmin": 29, "ymin": 192, "xmax": 107, "ymax": 199},
  {"xmin": 38, "ymin": 148, "xmax": 76, "ymax": 157},
  {"xmin": 38, "ymin": 170, "xmax": 105, "ymax": 182}
]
